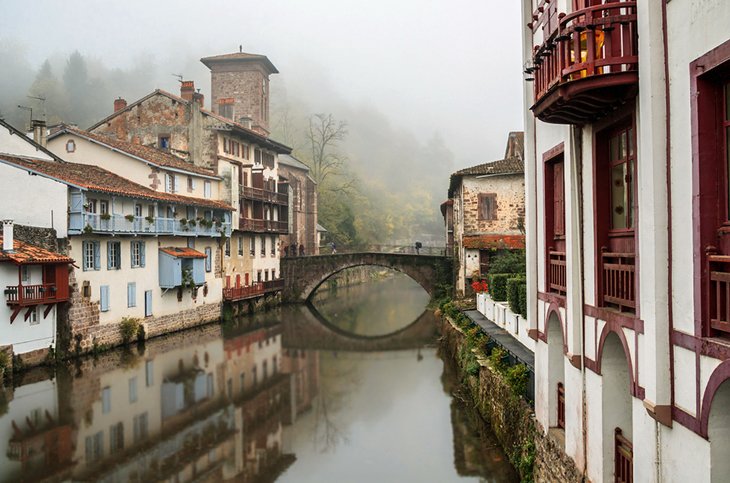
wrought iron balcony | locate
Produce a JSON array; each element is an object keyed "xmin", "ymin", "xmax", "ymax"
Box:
[
  {"xmin": 239, "ymin": 185, "xmax": 288, "ymax": 205},
  {"xmin": 223, "ymin": 279, "xmax": 285, "ymax": 302},
  {"xmin": 239, "ymin": 218, "xmax": 288, "ymax": 234},
  {"xmin": 531, "ymin": 1, "xmax": 638, "ymax": 124}
]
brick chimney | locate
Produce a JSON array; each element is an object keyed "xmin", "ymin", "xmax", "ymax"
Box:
[
  {"xmin": 2, "ymin": 220, "xmax": 14, "ymax": 252},
  {"xmin": 31, "ymin": 119, "xmax": 47, "ymax": 147},
  {"xmin": 114, "ymin": 98, "xmax": 127, "ymax": 112},
  {"xmin": 180, "ymin": 81, "xmax": 195, "ymax": 102}
]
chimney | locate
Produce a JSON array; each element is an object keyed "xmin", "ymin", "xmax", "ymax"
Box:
[
  {"xmin": 2, "ymin": 220, "xmax": 14, "ymax": 252},
  {"xmin": 31, "ymin": 119, "xmax": 47, "ymax": 147},
  {"xmin": 180, "ymin": 81, "xmax": 195, "ymax": 102},
  {"xmin": 114, "ymin": 98, "xmax": 128, "ymax": 112},
  {"xmin": 238, "ymin": 116, "xmax": 253, "ymax": 130},
  {"xmin": 192, "ymin": 91, "xmax": 204, "ymax": 109}
]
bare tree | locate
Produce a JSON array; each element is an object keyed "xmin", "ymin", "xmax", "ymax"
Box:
[{"xmin": 306, "ymin": 113, "xmax": 349, "ymax": 189}]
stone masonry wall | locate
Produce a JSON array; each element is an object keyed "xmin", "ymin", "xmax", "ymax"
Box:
[{"xmin": 461, "ymin": 174, "xmax": 525, "ymax": 235}]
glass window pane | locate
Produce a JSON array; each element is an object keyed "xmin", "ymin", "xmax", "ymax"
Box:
[
  {"xmin": 610, "ymin": 135, "xmax": 619, "ymax": 162},
  {"xmin": 727, "ymin": 126, "xmax": 730, "ymax": 220},
  {"xmin": 725, "ymin": 82, "xmax": 730, "ymax": 121},
  {"xmin": 620, "ymin": 131, "xmax": 628, "ymax": 159},
  {"xmin": 627, "ymin": 159, "xmax": 634, "ymax": 229},
  {"xmin": 611, "ymin": 163, "xmax": 627, "ymax": 229},
  {"xmin": 628, "ymin": 128, "xmax": 634, "ymax": 156}
]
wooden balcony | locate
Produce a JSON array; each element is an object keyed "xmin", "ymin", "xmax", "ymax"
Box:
[
  {"xmin": 223, "ymin": 279, "xmax": 285, "ymax": 302},
  {"xmin": 614, "ymin": 428, "xmax": 633, "ymax": 483},
  {"xmin": 5, "ymin": 284, "xmax": 67, "ymax": 307},
  {"xmin": 548, "ymin": 250, "xmax": 567, "ymax": 295},
  {"xmin": 73, "ymin": 213, "xmax": 231, "ymax": 237},
  {"xmin": 708, "ymin": 255, "xmax": 730, "ymax": 335},
  {"xmin": 239, "ymin": 218, "xmax": 288, "ymax": 234},
  {"xmin": 600, "ymin": 250, "xmax": 636, "ymax": 313},
  {"xmin": 531, "ymin": 1, "xmax": 638, "ymax": 125},
  {"xmin": 240, "ymin": 185, "xmax": 288, "ymax": 205}
]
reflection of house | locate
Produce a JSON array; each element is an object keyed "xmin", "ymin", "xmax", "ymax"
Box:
[
  {"xmin": 522, "ymin": 1, "xmax": 730, "ymax": 481},
  {"xmin": 281, "ymin": 349, "xmax": 320, "ymax": 425},
  {"xmin": 444, "ymin": 132, "xmax": 525, "ymax": 295}
]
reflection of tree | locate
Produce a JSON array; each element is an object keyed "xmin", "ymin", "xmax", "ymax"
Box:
[{"xmin": 309, "ymin": 354, "xmax": 359, "ymax": 452}]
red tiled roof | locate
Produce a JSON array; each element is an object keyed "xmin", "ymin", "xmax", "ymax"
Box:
[
  {"xmin": 56, "ymin": 127, "xmax": 217, "ymax": 177},
  {"xmin": 159, "ymin": 247, "xmax": 207, "ymax": 259},
  {"xmin": 0, "ymin": 155, "xmax": 233, "ymax": 211},
  {"xmin": 462, "ymin": 234, "xmax": 525, "ymax": 250},
  {"xmin": 0, "ymin": 236, "xmax": 74, "ymax": 265}
]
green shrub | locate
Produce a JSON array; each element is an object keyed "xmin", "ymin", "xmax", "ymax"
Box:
[
  {"xmin": 488, "ymin": 346, "xmax": 508, "ymax": 373},
  {"xmin": 488, "ymin": 273, "xmax": 512, "ymax": 301},
  {"xmin": 518, "ymin": 282, "xmax": 528, "ymax": 318},
  {"xmin": 506, "ymin": 363, "xmax": 530, "ymax": 398},
  {"xmin": 0, "ymin": 351, "xmax": 9, "ymax": 370},
  {"xmin": 120, "ymin": 317, "xmax": 140, "ymax": 344},
  {"xmin": 487, "ymin": 249, "xmax": 525, "ymax": 275},
  {"xmin": 507, "ymin": 276, "xmax": 526, "ymax": 314}
]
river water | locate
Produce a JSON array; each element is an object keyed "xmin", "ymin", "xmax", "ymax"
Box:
[{"xmin": 0, "ymin": 271, "xmax": 516, "ymax": 482}]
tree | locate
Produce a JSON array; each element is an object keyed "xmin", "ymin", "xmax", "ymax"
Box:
[{"xmin": 306, "ymin": 113, "xmax": 349, "ymax": 188}]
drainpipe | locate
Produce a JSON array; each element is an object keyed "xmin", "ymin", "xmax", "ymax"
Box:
[{"xmin": 571, "ymin": 124, "xmax": 588, "ymax": 478}]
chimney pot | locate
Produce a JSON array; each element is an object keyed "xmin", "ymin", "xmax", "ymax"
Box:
[
  {"xmin": 31, "ymin": 119, "xmax": 47, "ymax": 147},
  {"xmin": 181, "ymin": 81, "xmax": 195, "ymax": 102},
  {"xmin": 3, "ymin": 220, "xmax": 14, "ymax": 252},
  {"xmin": 114, "ymin": 98, "xmax": 128, "ymax": 112}
]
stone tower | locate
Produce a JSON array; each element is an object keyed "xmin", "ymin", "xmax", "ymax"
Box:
[{"xmin": 201, "ymin": 50, "xmax": 279, "ymax": 136}]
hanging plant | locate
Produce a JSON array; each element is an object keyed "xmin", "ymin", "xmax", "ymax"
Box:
[
  {"xmin": 100, "ymin": 213, "xmax": 111, "ymax": 221},
  {"xmin": 145, "ymin": 215, "xmax": 155, "ymax": 224},
  {"xmin": 180, "ymin": 218, "xmax": 188, "ymax": 225},
  {"xmin": 83, "ymin": 224, "xmax": 93, "ymax": 234},
  {"xmin": 125, "ymin": 214, "xmax": 135, "ymax": 222},
  {"xmin": 188, "ymin": 219, "xmax": 197, "ymax": 227}
]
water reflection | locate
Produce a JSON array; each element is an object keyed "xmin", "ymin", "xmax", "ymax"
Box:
[{"xmin": 0, "ymin": 279, "xmax": 516, "ymax": 482}]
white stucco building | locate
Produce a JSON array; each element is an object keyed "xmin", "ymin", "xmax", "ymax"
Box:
[{"xmin": 522, "ymin": 0, "xmax": 730, "ymax": 481}]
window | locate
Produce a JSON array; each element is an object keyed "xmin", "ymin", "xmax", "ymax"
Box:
[
  {"xmin": 204, "ymin": 180, "xmax": 211, "ymax": 199},
  {"xmin": 478, "ymin": 194, "xmax": 497, "ymax": 221},
  {"xmin": 20, "ymin": 265, "xmax": 29, "ymax": 284},
  {"xmin": 255, "ymin": 148, "xmax": 261, "ymax": 165},
  {"xmin": 218, "ymin": 99, "xmax": 234, "ymax": 119},
  {"xmin": 264, "ymin": 270, "xmax": 269, "ymax": 282},
  {"xmin": 110, "ymin": 423, "xmax": 124, "ymax": 452},
  {"xmin": 165, "ymin": 174, "xmax": 176, "ymax": 193},
  {"xmin": 29, "ymin": 307, "xmax": 39, "ymax": 325},
  {"xmin": 85, "ymin": 431, "xmax": 104, "ymax": 463},
  {"xmin": 133, "ymin": 413, "xmax": 148, "ymax": 443},
  {"xmin": 83, "ymin": 241, "xmax": 100, "ymax": 271},
  {"xmin": 127, "ymin": 282, "xmax": 136, "ymax": 308},
  {"xmin": 129, "ymin": 377, "xmax": 138, "ymax": 403},
  {"xmin": 134, "ymin": 204, "xmax": 143, "ymax": 218},
  {"xmin": 250, "ymin": 237, "xmax": 255, "ymax": 257},
  {"xmin": 65, "ymin": 139, "xmax": 76, "ymax": 153},
  {"xmin": 206, "ymin": 373, "xmax": 214, "ymax": 397},
  {"xmin": 238, "ymin": 236, "xmax": 243, "ymax": 256},
  {"xmin": 131, "ymin": 241, "xmax": 145, "ymax": 268},
  {"xmin": 100, "ymin": 285, "xmax": 110, "ymax": 312},
  {"xmin": 102, "ymin": 387, "xmax": 111, "ymax": 413},
  {"xmin": 545, "ymin": 147, "xmax": 567, "ymax": 296},
  {"xmin": 243, "ymin": 144, "xmax": 250, "ymax": 159},
  {"xmin": 100, "ymin": 200, "xmax": 108, "ymax": 216},
  {"xmin": 86, "ymin": 199, "xmax": 97, "ymax": 214},
  {"xmin": 107, "ymin": 241, "xmax": 121, "ymax": 270},
  {"xmin": 145, "ymin": 360, "xmax": 154, "ymax": 386},
  {"xmin": 271, "ymin": 236, "xmax": 276, "ymax": 256},
  {"xmin": 187, "ymin": 176, "xmax": 195, "ymax": 192},
  {"xmin": 158, "ymin": 135, "xmax": 170, "ymax": 150},
  {"xmin": 257, "ymin": 270, "xmax": 262, "ymax": 282},
  {"xmin": 260, "ymin": 236, "xmax": 266, "ymax": 257},
  {"xmin": 608, "ymin": 126, "xmax": 635, "ymax": 230},
  {"xmin": 272, "ymin": 269, "xmax": 276, "ymax": 280},
  {"xmin": 205, "ymin": 247, "xmax": 212, "ymax": 272},
  {"xmin": 225, "ymin": 238, "xmax": 231, "ymax": 257}
]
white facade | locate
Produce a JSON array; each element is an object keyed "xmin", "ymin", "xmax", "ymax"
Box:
[{"xmin": 522, "ymin": 0, "xmax": 730, "ymax": 481}]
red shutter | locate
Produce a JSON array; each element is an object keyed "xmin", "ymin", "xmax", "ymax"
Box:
[{"xmin": 554, "ymin": 161, "xmax": 565, "ymax": 237}]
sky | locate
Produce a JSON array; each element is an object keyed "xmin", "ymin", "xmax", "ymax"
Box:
[{"xmin": 0, "ymin": 0, "xmax": 524, "ymax": 169}]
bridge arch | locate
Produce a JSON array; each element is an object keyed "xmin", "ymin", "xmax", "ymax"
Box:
[{"xmin": 280, "ymin": 253, "xmax": 452, "ymax": 303}]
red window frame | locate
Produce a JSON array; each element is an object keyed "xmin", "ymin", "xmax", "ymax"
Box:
[{"xmin": 544, "ymin": 144, "xmax": 567, "ymax": 296}]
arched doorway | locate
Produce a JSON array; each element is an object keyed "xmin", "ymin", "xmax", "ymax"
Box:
[
  {"xmin": 547, "ymin": 312, "xmax": 565, "ymax": 431},
  {"xmin": 600, "ymin": 332, "xmax": 633, "ymax": 483},
  {"xmin": 708, "ymin": 379, "xmax": 730, "ymax": 482}
]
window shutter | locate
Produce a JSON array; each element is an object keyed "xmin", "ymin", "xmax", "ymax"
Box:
[
  {"xmin": 140, "ymin": 242, "xmax": 146, "ymax": 267},
  {"xmin": 128, "ymin": 282, "xmax": 136, "ymax": 308},
  {"xmin": 94, "ymin": 242, "xmax": 101, "ymax": 270},
  {"xmin": 100, "ymin": 285, "xmax": 110, "ymax": 312},
  {"xmin": 107, "ymin": 242, "xmax": 113, "ymax": 269},
  {"xmin": 83, "ymin": 241, "xmax": 89, "ymax": 271}
]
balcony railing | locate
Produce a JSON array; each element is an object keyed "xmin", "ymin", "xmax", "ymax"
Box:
[
  {"xmin": 5, "ymin": 284, "xmax": 65, "ymax": 306},
  {"xmin": 239, "ymin": 218, "xmax": 288, "ymax": 234},
  {"xmin": 708, "ymin": 255, "xmax": 730, "ymax": 335},
  {"xmin": 600, "ymin": 250, "xmax": 636, "ymax": 312},
  {"xmin": 223, "ymin": 279, "xmax": 285, "ymax": 302},
  {"xmin": 614, "ymin": 428, "xmax": 633, "ymax": 483},
  {"xmin": 531, "ymin": 1, "xmax": 638, "ymax": 124},
  {"xmin": 73, "ymin": 213, "xmax": 231, "ymax": 237},
  {"xmin": 239, "ymin": 185, "xmax": 288, "ymax": 205},
  {"xmin": 548, "ymin": 250, "xmax": 567, "ymax": 295}
]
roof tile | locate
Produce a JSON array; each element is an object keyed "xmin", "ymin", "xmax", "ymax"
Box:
[{"xmin": 0, "ymin": 236, "xmax": 74, "ymax": 265}]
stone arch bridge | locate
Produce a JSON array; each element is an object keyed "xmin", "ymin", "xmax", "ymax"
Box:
[{"xmin": 279, "ymin": 252, "xmax": 452, "ymax": 303}]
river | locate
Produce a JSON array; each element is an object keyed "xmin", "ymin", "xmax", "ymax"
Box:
[{"xmin": 0, "ymin": 271, "xmax": 516, "ymax": 482}]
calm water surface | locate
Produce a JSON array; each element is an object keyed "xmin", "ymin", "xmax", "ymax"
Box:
[{"xmin": 0, "ymin": 271, "xmax": 516, "ymax": 482}]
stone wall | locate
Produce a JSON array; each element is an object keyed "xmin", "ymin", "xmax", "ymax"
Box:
[
  {"xmin": 13, "ymin": 224, "xmax": 66, "ymax": 253},
  {"xmin": 440, "ymin": 314, "xmax": 583, "ymax": 483},
  {"xmin": 461, "ymin": 174, "xmax": 525, "ymax": 235}
]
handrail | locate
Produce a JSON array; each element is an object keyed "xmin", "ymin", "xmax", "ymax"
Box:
[
  {"xmin": 5, "ymin": 283, "xmax": 59, "ymax": 305},
  {"xmin": 239, "ymin": 185, "xmax": 288, "ymax": 204}
]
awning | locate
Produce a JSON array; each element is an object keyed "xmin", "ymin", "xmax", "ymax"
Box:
[{"xmin": 159, "ymin": 247, "xmax": 207, "ymax": 259}]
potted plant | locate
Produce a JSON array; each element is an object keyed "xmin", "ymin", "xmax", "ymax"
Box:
[
  {"xmin": 100, "ymin": 212, "xmax": 111, "ymax": 221},
  {"xmin": 180, "ymin": 218, "xmax": 188, "ymax": 225},
  {"xmin": 125, "ymin": 214, "xmax": 135, "ymax": 222},
  {"xmin": 145, "ymin": 215, "xmax": 155, "ymax": 224},
  {"xmin": 188, "ymin": 219, "xmax": 197, "ymax": 227},
  {"xmin": 83, "ymin": 224, "xmax": 93, "ymax": 234}
]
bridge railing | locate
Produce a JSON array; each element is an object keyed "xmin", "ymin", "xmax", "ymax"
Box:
[{"xmin": 291, "ymin": 244, "xmax": 449, "ymax": 257}]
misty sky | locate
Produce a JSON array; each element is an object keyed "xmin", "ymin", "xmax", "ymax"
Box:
[{"xmin": 0, "ymin": 0, "xmax": 524, "ymax": 169}]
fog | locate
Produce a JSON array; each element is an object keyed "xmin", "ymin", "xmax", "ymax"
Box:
[{"xmin": 0, "ymin": 0, "xmax": 524, "ymax": 241}]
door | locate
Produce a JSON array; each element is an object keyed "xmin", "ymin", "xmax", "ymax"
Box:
[
  {"xmin": 236, "ymin": 274, "xmax": 241, "ymax": 288},
  {"xmin": 245, "ymin": 273, "xmax": 250, "ymax": 286},
  {"xmin": 226, "ymin": 276, "xmax": 231, "ymax": 289},
  {"xmin": 479, "ymin": 250, "xmax": 490, "ymax": 278},
  {"xmin": 145, "ymin": 290, "xmax": 153, "ymax": 317}
]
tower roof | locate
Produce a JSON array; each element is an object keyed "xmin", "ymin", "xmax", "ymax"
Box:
[{"xmin": 200, "ymin": 51, "xmax": 279, "ymax": 74}]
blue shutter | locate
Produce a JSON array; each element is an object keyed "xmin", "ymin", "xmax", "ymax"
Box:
[
  {"xmin": 140, "ymin": 242, "xmax": 146, "ymax": 267},
  {"xmin": 100, "ymin": 285, "xmax": 110, "ymax": 312},
  {"xmin": 205, "ymin": 247, "xmax": 212, "ymax": 272},
  {"xmin": 107, "ymin": 242, "xmax": 113, "ymax": 270},
  {"xmin": 127, "ymin": 282, "xmax": 136, "ymax": 308},
  {"xmin": 83, "ymin": 241, "xmax": 89, "ymax": 271},
  {"xmin": 94, "ymin": 242, "xmax": 101, "ymax": 270},
  {"xmin": 145, "ymin": 290, "xmax": 153, "ymax": 317}
]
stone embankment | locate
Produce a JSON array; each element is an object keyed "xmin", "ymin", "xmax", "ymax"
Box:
[{"xmin": 439, "ymin": 310, "xmax": 582, "ymax": 483}]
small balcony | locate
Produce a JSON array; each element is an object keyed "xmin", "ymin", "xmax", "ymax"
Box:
[
  {"xmin": 239, "ymin": 218, "xmax": 288, "ymax": 234},
  {"xmin": 530, "ymin": 1, "xmax": 638, "ymax": 125},
  {"xmin": 708, "ymin": 255, "xmax": 730, "ymax": 336},
  {"xmin": 239, "ymin": 185, "xmax": 288, "ymax": 206},
  {"xmin": 223, "ymin": 279, "xmax": 285, "ymax": 302},
  {"xmin": 72, "ymin": 213, "xmax": 231, "ymax": 238},
  {"xmin": 5, "ymin": 283, "xmax": 66, "ymax": 306},
  {"xmin": 600, "ymin": 250, "xmax": 636, "ymax": 313},
  {"xmin": 548, "ymin": 250, "xmax": 567, "ymax": 296}
]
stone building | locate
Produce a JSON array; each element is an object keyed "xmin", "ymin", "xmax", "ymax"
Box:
[
  {"xmin": 521, "ymin": 0, "xmax": 730, "ymax": 481},
  {"xmin": 278, "ymin": 154, "xmax": 318, "ymax": 256},
  {"xmin": 88, "ymin": 49, "xmax": 293, "ymax": 304},
  {"xmin": 445, "ymin": 132, "xmax": 525, "ymax": 296}
]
